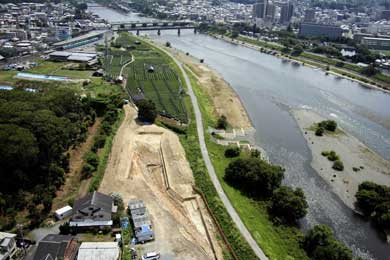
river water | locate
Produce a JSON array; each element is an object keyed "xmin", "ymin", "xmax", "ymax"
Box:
[{"xmin": 89, "ymin": 5, "xmax": 390, "ymax": 259}]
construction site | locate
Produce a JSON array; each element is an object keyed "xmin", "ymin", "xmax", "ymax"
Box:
[{"xmin": 99, "ymin": 105, "xmax": 224, "ymax": 260}]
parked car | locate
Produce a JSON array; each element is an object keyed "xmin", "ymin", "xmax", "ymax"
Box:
[{"xmin": 141, "ymin": 251, "xmax": 160, "ymax": 260}]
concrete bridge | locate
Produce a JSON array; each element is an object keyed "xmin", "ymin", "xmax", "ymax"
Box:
[{"xmin": 111, "ymin": 21, "xmax": 197, "ymax": 35}]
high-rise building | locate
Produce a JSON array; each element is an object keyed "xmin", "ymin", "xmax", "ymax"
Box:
[
  {"xmin": 279, "ymin": 2, "xmax": 294, "ymax": 24},
  {"xmin": 304, "ymin": 9, "xmax": 316, "ymax": 22},
  {"xmin": 266, "ymin": 3, "xmax": 276, "ymax": 21},
  {"xmin": 298, "ymin": 23, "xmax": 343, "ymax": 39},
  {"xmin": 253, "ymin": 0, "xmax": 268, "ymax": 19}
]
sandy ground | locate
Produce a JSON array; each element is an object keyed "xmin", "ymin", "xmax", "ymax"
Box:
[
  {"xmin": 293, "ymin": 109, "xmax": 390, "ymax": 210},
  {"xmin": 158, "ymin": 43, "xmax": 252, "ymax": 129},
  {"xmin": 99, "ymin": 105, "xmax": 223, "ymax": 260}
]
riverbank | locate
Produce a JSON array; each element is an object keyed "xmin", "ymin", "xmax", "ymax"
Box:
[
  {"xmin": 148, "ymin": 39, "xmax": 253, "ymax": 130},
  {"xmin": 211, "ymin": 33, "xmax": 390, "ymax": 94},
  {"xmin": 293, "ymin": 109, "xmax": 390, "ymax": 210}
]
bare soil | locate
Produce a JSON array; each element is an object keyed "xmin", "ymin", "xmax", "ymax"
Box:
[
  {"xmin": 293, "ymin": 109, "xmax": 390, "ymax": 210},
  {"xmin": 52, "ymin": 119, "xmax": 102, "ymax": 211},
  {"xmin": 99, "ymin": 105, "xmax": 223, "ymax": 260}
]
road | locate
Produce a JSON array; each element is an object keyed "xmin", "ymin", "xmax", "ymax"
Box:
[{"xmin": 155, "ymin": 43, "xmax": 269, "ymax": 260}]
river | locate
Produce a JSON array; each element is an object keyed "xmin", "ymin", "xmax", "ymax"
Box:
[{"xmin": 88, "ymin": 5, "xmax": 390, "ymax": 260}]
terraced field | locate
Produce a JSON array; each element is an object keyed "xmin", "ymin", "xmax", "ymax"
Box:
[
  {"xmin": 104, "ymin": 49, "xmax": 132, "ymax": 79},
  {"xmin": 115, "ymin": 33, "xmax": 187, "ymax": 123}
]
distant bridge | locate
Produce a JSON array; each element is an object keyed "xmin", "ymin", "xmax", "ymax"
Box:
[{"xmin": 111, "ymin": 21, "xmax": 197, "ymax": 35}]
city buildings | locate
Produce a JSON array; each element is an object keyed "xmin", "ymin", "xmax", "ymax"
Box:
[
  {"xmin": 299, "ymin": 23, "xmax": 343, "ymax": 39},
  {"xmin": 253, "ymin": 0, "xmax": 267, "ymax": 19},
  {"xmin": 280, "ymin": 2, "xmax": 294, "ymax": 25}
]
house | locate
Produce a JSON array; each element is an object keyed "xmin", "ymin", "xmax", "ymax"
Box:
[
  {"xmin": 55, "ymin": 205, "xmax": 73, "ymax": 220},
  {"xmin": 32, "ymin": 234, "xmax": 78, "ymax": 260},
  {"xmin": 77, "ymin": 242, "xmax": 120, "ymax": 260},
  {"xmin": 0, "ymin": 232, "xmax": 17, "ymax": 260},
  {"xmin": 69, "ymin": 191, "xmax": 114, "ymax": 229},
  {"xmin": 128, "ymin": 200, "xmax": 154, "ymax": 243}
]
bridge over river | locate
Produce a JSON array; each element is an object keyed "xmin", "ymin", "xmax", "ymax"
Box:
[{"xmin": 111, "ymin": 21, "xmax": 197, "ymax": 35}]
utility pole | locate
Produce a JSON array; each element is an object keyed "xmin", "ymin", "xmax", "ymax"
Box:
[{"xmin": 16, "ymin": 224, "xmax": 27, "ymax": 256}]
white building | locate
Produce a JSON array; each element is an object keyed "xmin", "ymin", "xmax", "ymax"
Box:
[{"xmin": 77, "ymin": 242, "xmax": 120, "ymax": 260}]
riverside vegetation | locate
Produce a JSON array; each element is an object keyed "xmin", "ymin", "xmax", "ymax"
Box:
[{"xmin": 175, "ymin": 63, "xmax": 354, "ymax": 259}]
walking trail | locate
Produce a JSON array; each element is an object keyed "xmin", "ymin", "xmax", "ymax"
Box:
[{"xmin": 156, "ymin": 43, "xmax": 269, "ymax": 260}]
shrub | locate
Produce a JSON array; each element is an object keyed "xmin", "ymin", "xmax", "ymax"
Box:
[
  {"xmin": 81, "ymin": 163, "xmax": 95, "ymax": 179},
  {"xmin": 315, "ymin": 127, "xmax": 324, "ymax": 136},
  {"xmin": 250, "ymin": 149, "xmax": 261, "ymax": 158},
  {"xmin": 224, "ymin": 147, "xmax": 240, "ymax": 158},
  {"xmin": 92, "ymin": 135, "xmax": 106, "ymax": 152},
  {"xmin": 332, "ymin": 160, "xmax": 344, "ymax": 171},
  {"xmin": 271, "ymin": 186, "xmax": 308, "ymax": 224},
  {"xmin": 85, "ymin": 152, "xmax": 99, "ymax": 168},
  {"xmin": 216, "ymin": 115, "xmax": 228, "ymax": 129},
  {"xmin": 319, "ymin": 120, "xmax": 337, "ymax": 132},
  {"xmin": 327, "ymin": 151, "xmax": 339, "ymax": 161},
  {"xmin": 321, "ymin": 151, "xmax": 330, "ymax": 156}
]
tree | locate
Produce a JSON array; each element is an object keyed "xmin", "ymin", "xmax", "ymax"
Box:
[
  {"xmin": 271, "ymin": 186, "xmax": 308, "ymax": 223},
  {"xmin": 312, "ymin": 239, "xmax": 353, "ymax": 260},
  {"xmin": 81, "ymin": 163, "xmax": 95, "ymax": 179},
  {"xmin": 224, "ymin": 158, "xmax": 284, "ymax": 197},
  {"xmin": 303, "ymin": 224, "xmax": 352, "ymax": 260},
  {"xmin": 303, "ymin": 224, "xmax": 334, "ymax": 255},
  {"xmin": 361, "ymin": 64, "xmax": 378, "ymax": 76},
  {"xmin": 291, "ymin": 45, "xmax": 303, "ymax": 56},
  {"xmin": 165, "ymin": 41, "xmax": 171, "ymax": 47},
  {"xmin": 224, "ymin": 147, "xmax": 240, "ymax": 158},
  {"xmin": 136, "ymin": 99, "xmax": 157, "ymax": 123},
  {"xmin": 373, "ymin": 201, "xmax": 390, "ymax": 229},
  {"xmin": 216, "ymin": 115, "xmax": 228, "ymax": 129}
]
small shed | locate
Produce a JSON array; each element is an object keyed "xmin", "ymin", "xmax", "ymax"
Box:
[{"xmin": 54, "ymin": 205, "xmax": 73, "ymax": 220}]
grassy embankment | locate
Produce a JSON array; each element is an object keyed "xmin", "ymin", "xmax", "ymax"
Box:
[
  {"xmin": 184, "ymin": 68, "xmax": 308, "ymax": 260},
  {"xmin": 235, "ymin": 36, "xmax": 390, "ymax": 89}
]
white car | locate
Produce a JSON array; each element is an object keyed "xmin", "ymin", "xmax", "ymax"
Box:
[{"xmin": 142, "ymin": 251, "xmax": 160, "ymax": 260}]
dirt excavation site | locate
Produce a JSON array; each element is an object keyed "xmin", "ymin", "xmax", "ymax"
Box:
[{"xmin": 99, "ymin": 105, "xmax": 223, "ymax": 260}]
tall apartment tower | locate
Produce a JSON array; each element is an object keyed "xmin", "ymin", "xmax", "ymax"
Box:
[
  {"xmin": 253, "ymin": 0, "xmax": 268, "ymax": 19},
  {"xmin": 304, "ymin": 9, "xmax": 316, "ymax": 22},
  {"xmin": 266, "ymin": 3, "xmax": 276, "ymax": 21},
  {"xmin": 279, "ymin": 2, "xmax": 294, "ymax": 24}
]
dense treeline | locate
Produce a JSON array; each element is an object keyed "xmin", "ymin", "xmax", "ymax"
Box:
[
  {"xmin": 224, "ymin": 157, "xmax": 308, "ymax": 224},
  {"xmin": 0, "ymin": 87, "xmax": 95, "ymax": 229},
  {"xmin": 356, "ymin": 182, "xmax": 390, "ymax": 230},
  {"xmin": 0, "ymin": 86, "xmax": 123, "ymax": 230}
]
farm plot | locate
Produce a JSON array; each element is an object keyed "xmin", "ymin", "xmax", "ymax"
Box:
[
  {"xmin": 104, "ymin": 49, "xmax": 132, "ymax": 79},
  {"xmin": 126, "ymin": 64, "xmax": 187, "ymax": 123}
]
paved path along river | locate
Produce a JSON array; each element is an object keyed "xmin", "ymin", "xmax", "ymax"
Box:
[
  {"xmin": 159, "ymin": 45, "xmax": 269, "ymax": 260},
  {"xmin": 88, "ymin": 5, "xmax": 390, "ymax": 259}
]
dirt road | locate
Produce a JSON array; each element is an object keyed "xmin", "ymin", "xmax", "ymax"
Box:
[{"xmin": 99, "ymin": 105, "xmax": 222, "ymax": 260}]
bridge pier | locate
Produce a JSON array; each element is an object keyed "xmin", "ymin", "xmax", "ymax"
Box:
[
  {"xmin": 194, "ymin": 27, "xmax": 197, "ymax": 34},
  {"xmin": 136, "ymin": 30, "xmax": 139, "ymax": 36},
  {"xmin": 178, "ymin": 28, "xmax": 181, "ymax": 36},
  {"xmin": 157, "ymin": 29, "xmax": 161, "ymax": 36}
]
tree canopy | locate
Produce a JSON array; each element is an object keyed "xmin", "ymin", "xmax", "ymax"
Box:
[
  {"xmin": 303, "ymin": 225, "xmax": 352, "ymax": 260},
  {"xmin": 136, "ymin": 99, "xmax": 157, "ymax": 123},
  {"xmin": 0, "ymin": 87, "xmax": 95, "ymax": 229},
  {"xmin": 271, "ymin": 186, "xmax": 308, "ymax": 223},
  {"xmin": 356, "ymin": 181, "xmax": 390, "ymax": 229},
  {"xmin": 224, "ymin": 158, "xmax": 284, "ymax": 197}
]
